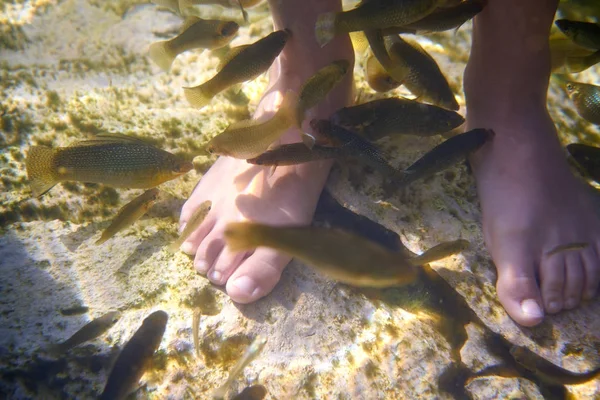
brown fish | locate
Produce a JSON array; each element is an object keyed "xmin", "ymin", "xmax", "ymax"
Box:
[
  {"xmin": 364, "ymin": 29, "xmax": 411, "ymax": 87},
  {"xmin": 567, "ymin": 143, "xmax": 600, "ymax": 183},
  {"xmin": 100, "ymin": 310, "xmax": 168, "ymax": 400},
  {"xmin": 149, "ymin": 17, "xmax": 239, "ymax": 71},
  {"xmin": 246, "ymin": 142, "xmax": 346, "ymax": 166},
  {"xmin": 183, "ymin": 30, "xmax": 290, "ymax": 109},
  {"xmin": 565, "ymin": 81, "xmax": 600, "ymax": 125},
  {"xmin": 26, "ymin": 134, "xmax": 193, "ymax": 197},
  {"xmin": 224, "ymin": 222, "xmax": 468, "ymax": 288},
  {"xmin": 96, "ymin": 189, "xmax": 161, "ymax": 245},
  {"xmin": 170, "ymin": 200, "xmax": 212, "ymax": 251},
  {"xmin": 330, "ymin": 97, "xmax": 465, "ymax": 140},
  {"xmin": 365, "ymin": 53, "xmax": 402, "ymax": 92},
  {"xmin": 545, "ymin": 242, "xmax": 589, "ymax": 257},
  {"xmin": 555, "ymin": 19, "xmax": 600, "ymax": 50},
  {"xmin": 49, "ymin": 311, "xmax": 121, "ymax": 354}
]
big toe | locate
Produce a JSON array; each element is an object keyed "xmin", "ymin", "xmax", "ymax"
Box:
[
  {"xmin": 493, "ymin": 239, "xmax": 545, "ymax": 326},
  {"xmin": 225, "ymin": 248, "xmax": 291, "ymax": 304}
]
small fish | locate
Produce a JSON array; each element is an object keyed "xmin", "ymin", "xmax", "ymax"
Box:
[
  {"xmin": 555, "ymin": 19, "xmax": 600, "ymax": 50},
  {"xmin": 207, "ymin": 91, "xmax": 297, "ymax": 159},
  {"xmin": 170, "ymin": 200, "xmax": 212, "ymax": 251},
  {"xmin": 381, "ymin": 0, "xmax": 485, "ymax": 35},
  {"xmin": 26, "ymin": 134, "xmax": 193, "ymax": 197},
  {"xmin": 232, "ymin": 385, "xmax": 268, "ymax": 400},
  {"xmin": 364, "ymin": 29, "xmax": 411, "ymax": 87},
  {"xmin": 549, "ymin": 36, "xmax": 595, "ymax": 72},
  {"xmin": 510, "ymin": 345, "xmax": 600, "ymax": 386},
  {"xmin": 311, "ymin": 119, "xmax": 403, "ymax": 181},
  {"xmin": 315, "ymin": 0, "xmax": 441, "ymax": 47},
  {"xmin": 331, "ymin": 97, "xmax": 465, "ymax": 140},
  {"xmin": 556, "ymin": 49, "xmax": 600, "ymax": 74},
  {"xmin": 365, "ymin": 53, "xmax": 402, "ymax": 92},
  {"xmin": 400, "ymin": 128, "xmax": 494, "ymax": 187},
  {"xmin": 565, "ymin": 81, "xmax": 600, "ymax": 125},
  {"xmin": 296, "ymin": 59, "xmax": 350, "ymax": 126},
  {"xmin": 183, "ymin": 30, "xmax": 290, "ymax": 109},
  {"xmin": 545, "ymin": 242, "xmax": 589, "ymax": 257},
  {"xmin": 387, "ymin": 35, "xmax": 459, "ymax": 110},
  {"xmin": 212, "ymin": 335, "xmax": 268, "ymax": 399},
  {"xmin": 192, "ymin": 308, "xmax": 201, "ymax": 357},
  {"xmin": 100, "ymin": 310, "xmax": 168, "ymax": 400},
  {"xmin": 567, "ymin": 143, "xmax": 600, "ymax": 183},
  {"xmin": 149, "ymin": 17, "xmax": 239, "ymax": 71},
  {"xmin": 224, "ymin": 222, "xmax": 468, "ymax": 287},
  {"xmin": 49, "ymin": 311, "xmax": 121, "ymax": 354},
  {"xmin": 246, "ymin": 142, "xmax": 345, "ymax": 166},
  {"xmin": 96, "ymin": 189, "xmax": 161, "ymax": 245}
]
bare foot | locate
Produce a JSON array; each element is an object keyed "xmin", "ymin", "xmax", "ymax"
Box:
[
  {"xmin": 178, "ymin": 0, "xmax": 354, "ymax": 303},
  {"xmin": 465, "ymin": 0, "xmax": 600, "ymax": 326}
]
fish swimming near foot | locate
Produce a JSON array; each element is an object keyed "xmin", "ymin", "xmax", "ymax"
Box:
[
  {"xmin": 224, "ymin": 222, "xmax": 468, "ymax": 288},
  {"xmin": 212, "ymin": 335, "xmax": 268, "ymax": 399},
  {"xmin": 565, "ymin": 81, "xmax": 600, "ymax": 125},
  {"xmin": 183, "ymin": 29, "xmax": 290, "ymax": 109},
  {"xmin": 206, "ymin": 91, "xmax": 297, "ymax": 159},
  {"xmin": 330, "ymin": 97, "xmax": 465, "ymax": 139},
  {"xmin": 26, "ymin": 133, "xmax": 193, "ymax": 197},
  {"xmin": 315, "ymin": 0, "xmax": 441, "ymax": 47},
  {"xmin": 365, "ymin": 53, "xmax": 402, "ymax": 92},
  {"xmin": 48, "ymin": 311, "xmax": 121, "ymax": 354},
  {"xmin": 246, "ymin": 142, "xmax": 347, "ymax": 166},
  {"xmin": 399, "ymin": 128, "xmax": 494, "ymax": 188},
  {"xmin": 100, "ymin": 310, "xmax": 168, "ymax": 400},
  {"xmin": 149, "ymin": 17, "xmax": 239, "ymax": 71},
  {"xmin": 169, "ymin": 200, "xmax": 212, "ymax": 251},
  {"xmin": 364, "ymin": 29, "xmax": 411, "ymax": 88},
  {"xmin": 545, "ymin": 242, "xmax": 589, "ymax": 257},
  {"xmin": 555, "ymin": 19, "xmax": 600, "ymax": 50},
  {"xmin": 96, "ymin": 189, "xmax": 161, "ymax": 245},
  {"xmin": 566, "ymin": 143, "xmax": 600, "ymax": 183}
]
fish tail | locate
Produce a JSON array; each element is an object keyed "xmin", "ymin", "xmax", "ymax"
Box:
[
  {"xmin": 26, "ymin": 146, "xmax": 57, "ymax": 197},
  {"xmin": 224, "ymin": 222, "xmax": 265, "ymax": 252},
  {"xmin": 183, "ymin": 84, "xmax": 214, "ymax": 109},
  {"xmin": 149, "ymin": 41, "xmax": 176, "ymax": 72},
  {"xmin": 95, "ymin": 233, "xmax": 109, "ymax": 246},
  {"xmin": 315, "ymin": 12, "xmax": 337, "ymax": 48}
]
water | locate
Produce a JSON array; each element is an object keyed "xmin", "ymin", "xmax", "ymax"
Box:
[{"xmin": 1, "ymin": 1, "xmax": 600, "ymax": 399}]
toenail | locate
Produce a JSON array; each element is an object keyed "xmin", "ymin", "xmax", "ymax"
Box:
[
  {"xmin": 180, "ymin": 242, "xmax": 194, "ymax": 254},
  {"xmin": 565, "ymin": 298, "xmax": 578, "ymax": 309},
  {"xmin": 231, "ymin": 276, "xmax": 259, "ymax": 298},
  {"xmin": 195, "ymin": 260, "xmax": 209, "ymax": 274},
  {"xmin": 209, "ymin": 270, "xmax": 222, "ymax": 283},
  {"xmin": 521, "ymin": 299, "xmax": 543, "ymax": 319},
  {"xmin": 547, "ymin": 301, "xmax": 561, "ymax": 313}
]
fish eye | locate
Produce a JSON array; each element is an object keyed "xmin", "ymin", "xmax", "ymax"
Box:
[{"xmin": 221, "ymin": 22, "xmax": 239, "ymax": 37}]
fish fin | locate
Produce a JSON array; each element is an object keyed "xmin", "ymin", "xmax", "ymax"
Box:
[
  {"xmin": 223, "ymin": 222, "xmax": 261, "ymax": 252},
  {"xmin": 181, "ymin": 16, "xmax": 201, "ymax": 31},
  {"xmin": 177, "ymin": 0, "xmax": 193, "ymax": 14},
  {"xmin": 149, "ymin": 41, "xmax": 176, "ymax": 71},
  {"xmin": 236, "ymin": 0, "xmax": 248, "ymax": 22},
  {"xmin": 315, "ymin": 12, "xmax": 336, "ymax": 48},
  {"xmin": 409, "ymin": 239, "xmax": 470, "ymax": 266},
  {"xmin": 26, "ymin": 146, "xmax": 58, "ymax": 198},
  {"xmin": 183, "ymin": 85, "xmax": 213, "ymax": 108},
  {"xmin": 217, "ymin": 45, "xmax": 249, "ymax": 72}
]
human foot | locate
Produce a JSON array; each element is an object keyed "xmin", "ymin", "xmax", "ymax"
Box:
[{"xmin": 177, "ymin": 0, "xmax": 354, "ymax": 303}]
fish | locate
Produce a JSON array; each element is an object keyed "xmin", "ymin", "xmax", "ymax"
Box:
[
  {"xmin": 212, "ymin": 335, "xmax": 268, "ymax": 399},
  {"xmin": 149, "ymin": 17, "xmax": 240, "ymax": 71},
  {"xmin": 399, "ymin": 128, "xmax": 494, "ymax": 187},
  {"xmin": 246, "ymin": 142, "xmax": 346, "ymax": 166},
  {"xmin": 555, "ymin": 49, "xmax": 600, "ymax": 74},
  {"xmin": 224, "ymin": 222, "xmax": 468, "ymax": 287},
  {"xmin": 510, "ymin": 345, "xmax": 600, "ymax": 386},
  {"xmin": 206, "ymin": 91, "xmax": 297, "ymax": 159},
  {"xmin": 96, "ymin": 189, "xmax": 161, "ymax": 245},
  {"xmin": 178, "ymin": 0, "xmax": 262, "ymax": 13},
  {"xmin": 549, "ymin": 35, "xmax": 595, "ymax": 72},
  {"xmin": 381, "ymin": 0, "xmax": 485, "ymax": 35},
  {"xmin": 193, "ymin": 308, "xmax": 201, "ymax": 357},
  {"xmin": 232, "ymin": 385, "xmax": 268, "ymax": 400},
  {"xmin": 170, "ymin": 200, "xmax": 212, "ymax": 251},
  {"xmin": 315, "ymin": 0, "xmax": 441, "ymax": 47},
  {"xmin": 565, "ymin": 81, "xmax": 600, "ymax": 125},
  {"xmin": 310, "ymin": 119, "xmax": 404, "ymax": 182},
  {"xmin": 567, "ymin": 143, "xmax": 600, "ymax": 183},
  {"xmin": 100, "ymin": 310, "xmax": 168, "ymax": 400},
  {"xmin": 296, "ymin": 59, "xmax": 350, "ymax": 126},
  {"xmin": 349, "ymin": 31, "xmax": 370, "ymax": 53},
  {"xmin": 330, "ymin": 97, "xmax": 465, "ymax": 139},
  {"xmin": 365, "ymin": 29, "xmax": 411, "ymax": 87},
  {"xmin": 545, "ymin": 242, "xmax": 589, "ymax": 257},
  {"xmin": 365, "ymin": 53, "xmax": 402, "ymax": 92},
  {"xmin": 387, "ymin": 35, "xmax": 459, "ymax": 110},
  {"xmin": 555, "ymin": 19, "xmax": 600, "ymax": 50},
  {"xmin": 26, "ymin": 134, "xmax": 193, "ymax": 197},
  {"xmin": 183, "ymin": 30, "xmax": 290, "ymax": 109},
  {"xmin": 48, "ymin": 311, "xmax": 121, "ymax": 354}
]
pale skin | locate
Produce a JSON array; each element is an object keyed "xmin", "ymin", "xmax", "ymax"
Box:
[{"xmin": 180, "ymin": 0, "xmax": 600, "ymax": 326}]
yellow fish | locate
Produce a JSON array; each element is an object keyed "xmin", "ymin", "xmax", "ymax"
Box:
[
  {"xmin": 169, "ymin": 200, "xmax": 212, "ymax": 251},
  {"xmin": 365, "ymin": 53, "xmax": 401, "ymax": 92}
]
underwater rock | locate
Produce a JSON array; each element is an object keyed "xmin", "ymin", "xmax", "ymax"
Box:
[{"xmin": 465, "ymin": 376, "xmax": 544, "ymax": 400}]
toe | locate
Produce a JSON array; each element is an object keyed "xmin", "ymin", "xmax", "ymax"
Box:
[
  {"xmin": 563, "ymin": 253, "xmax": 584, "ymax": 309},
  {"xmin": 582, "ymin": 244, "xmax": 600, "ymax": 300},
  {"xmin": 493, "ymin": 238, "xmax": 544, "ymax": 326},
  {"xmin": 207, "ymin": 247, "xmax": 248, "ymax": 286},
  {"xmin": 540, "ymin": 253, "xmax": 566, "ymax": 314},
  {"xmin": 225, "ymin": 248, "xmax": 291, "ymax": 304},
  {"xmin": 180, "ymin": 215, "xmax": 216, "ymax": 255},
  {"xmin": 194, "ymin": 230, "xmax": 226, "ymax": 275}
]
